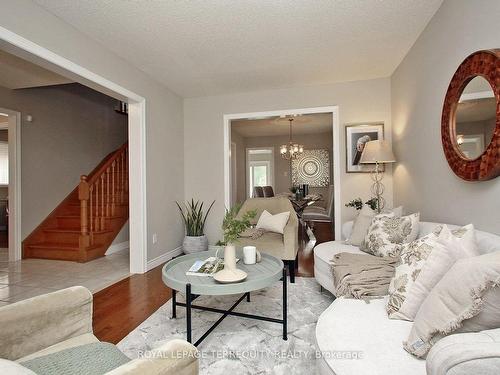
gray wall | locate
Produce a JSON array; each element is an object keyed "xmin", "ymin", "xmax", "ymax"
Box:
[
  {"xmin": 391, "ymin": 0, "xmax": 500, "ymax": 234},
  {"xmin": 0, "ymin": 83, "xmax": 128, "ymax": 240},
  {"xmin": 233, "ymin": 132, "xmax": 333, "ymax": 207},
  {"xmin": 185, "ymin": 78, "xmax": 392, "ymax": 244},
  {"xmin": 2, "ymin": 0, "xmax": 185, "ymax": 261}
]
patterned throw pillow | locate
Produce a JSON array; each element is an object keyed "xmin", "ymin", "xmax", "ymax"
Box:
[
  {"xmin": 386, "ymin": 232, "xmax": 442, "ymax": 319},
  {"xmin": 360, "ymin": 213, "xmax": 420, "ymax": 257}
]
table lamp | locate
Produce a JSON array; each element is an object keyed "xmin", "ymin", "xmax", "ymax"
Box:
[{"xmin": 359, "ymin": 140, "xmax": 396, "ymax": 213}]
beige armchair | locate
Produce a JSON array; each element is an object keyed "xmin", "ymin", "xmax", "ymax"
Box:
[
  {"xmin": 236, "ymin": 197, "xmax": 299, "ymax": 282},
  {"xmin": 0, "ymin": 287, "xmax": 198, "ymax": 375}
]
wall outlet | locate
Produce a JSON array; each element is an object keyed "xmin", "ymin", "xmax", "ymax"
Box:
[{"xmin": 152, "ymin": 233, "xmax": 158, "ymax": 244}]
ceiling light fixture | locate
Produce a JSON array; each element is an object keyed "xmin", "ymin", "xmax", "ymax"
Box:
[{"xmin": 280, "ymin": 118, "xmax": 304, "ymax": 160}]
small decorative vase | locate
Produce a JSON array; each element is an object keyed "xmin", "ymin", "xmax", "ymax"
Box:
[
  {"xmin": 213, "ymin": 243, "xmax": 248, "ymax": 283},
  {"xmin": 223, "ymin": 244, "xmax": 237, "ymax": 271},
  {"xmin": 182, "ymin": 235, "xmax": 208, "ymax": 254}
]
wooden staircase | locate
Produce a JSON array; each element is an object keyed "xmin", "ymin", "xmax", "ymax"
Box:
[{"xmin": 23, "ymin": 143, "xmax": 129, "ymax": 262}]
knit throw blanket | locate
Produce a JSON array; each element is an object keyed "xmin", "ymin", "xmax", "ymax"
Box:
[
  {"xmin": 239, "ymin": 228, "xmax": 267, "ymax": 240},
  {"xmin": 331, "ymin": 252, "xmax": 398, "ymax": 299}
]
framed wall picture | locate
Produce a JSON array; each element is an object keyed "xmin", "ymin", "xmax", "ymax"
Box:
[{"xmin": 345, "ymin": 123, "xmax": 384, "ymax": 173}]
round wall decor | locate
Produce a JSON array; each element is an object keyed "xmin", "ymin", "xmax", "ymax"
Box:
[
  {"xmin": 291, "ymin": 149, "xmax": 330, "ymax": 187},
  {"xmin": 441, "ymin": 49, "xmax": 500, "ymax": 181}
]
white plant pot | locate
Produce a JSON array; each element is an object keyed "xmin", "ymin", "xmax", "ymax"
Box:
[{"xmin": 182, "ymin": 235, "xmax": 208, "ymax": 254}]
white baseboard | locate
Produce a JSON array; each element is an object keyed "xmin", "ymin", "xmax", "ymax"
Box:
[
  {"xmin": 146, "ymin": 246, "xmax": 183, "ymax": 271},
  {"xmin": 105, "ymin": 241, "xmax": 129, "ymax": 255}
]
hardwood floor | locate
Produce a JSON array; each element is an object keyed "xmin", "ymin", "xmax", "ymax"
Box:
[
  {"xmin": 92, "ymin": 223, "xmax": 330, "ymax": 344},
  {"xmin": 93, "ymin": 265, "xmax": 172, "ymax": 344}
]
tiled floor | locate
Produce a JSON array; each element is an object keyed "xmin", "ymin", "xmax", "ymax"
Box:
[{"xmin": 0, "ymin": 249, "xmax": 130, "ymax": 305}]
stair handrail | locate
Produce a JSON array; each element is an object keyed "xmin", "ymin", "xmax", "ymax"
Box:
[{"xmin": 78, "ymin": 143, "xmax": 128, "ymax": 246}]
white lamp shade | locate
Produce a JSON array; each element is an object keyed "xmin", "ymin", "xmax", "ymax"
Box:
[{"xmin": 359, "ymin": 140, "xmax": 396, "ymax": 164}]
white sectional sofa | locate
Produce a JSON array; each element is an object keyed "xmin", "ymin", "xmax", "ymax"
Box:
[{"xmin": 314, "ymin": 221, "xmax": 500, "ymax": 375}]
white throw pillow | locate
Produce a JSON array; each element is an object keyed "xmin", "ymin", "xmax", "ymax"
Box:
[
  {"xmin": 396, "ymin": 224, "xmax": 478, "ymax": 321},
  {"xmin": 360, "ymin": 213, "xmax": 420, "ymax": 257},
  {"xmin": 386, "ymin": 231, "xmax": 443, "ymax": 319},
  {"xmin": 256, "ymin": 210, "xmax": 290, "ymax": 234},
  {"xmin": 404, "ymin": 251, "xmax": 500, "ymax": 358}
]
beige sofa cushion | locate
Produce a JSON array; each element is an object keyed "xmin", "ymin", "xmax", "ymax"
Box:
[
  {"xmin": 0, "ymin": 286, "xmax": 93, "ymax": 361},
  {"xmin": 404, "ymin": 251, "xmax": 500, "ymax": 358},
  {"xmin": 236, "ymin": 232, "xmax": 285, "ymax": 260}
]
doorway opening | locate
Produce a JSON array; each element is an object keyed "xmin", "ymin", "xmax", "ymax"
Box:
[
  {"xmin": 224, "ymin": 107, "xmax": 341, "ymax": 240},
  {"xmin": 0, "ymin": 28, "xmax": 147, "ymax": 277}
]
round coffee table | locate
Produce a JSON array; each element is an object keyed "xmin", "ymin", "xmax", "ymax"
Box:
[{"xmin": 162, "ymin": 249, "xmax": 287, "ymax": 346}]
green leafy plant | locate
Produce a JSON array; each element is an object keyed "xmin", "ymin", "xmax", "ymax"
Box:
[
  {"xmin": 345, "ymin": 197, "xmax": 379, "ymax": 211},
  {"xmin": 345, "ymin": 198, "xmax": 363, "ymax": 210},
  {"xmin": 220, "ymin": 204, "xmax": 257, "ymax": 245},
  {"xmin": 365, "ymin": 198, "xmax": 379, "ymax": 211},
  {"xmin": 176, "ymin": 199, "xmax": 215, "ymax": 236},
  {"xmin": 289, "ymin": 186, "xmax": 298, "ymax": 194}
]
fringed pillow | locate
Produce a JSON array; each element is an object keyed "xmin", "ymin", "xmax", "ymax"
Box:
[
  {"xmin": 387, "ymin": 224, "xmax": 478, "ymax": 321},
  {"xmin": 404, "ymin": 251, "xmax": 500, "ymax": 358}
]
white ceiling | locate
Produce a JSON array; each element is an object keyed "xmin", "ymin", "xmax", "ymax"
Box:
[
  {"xmin": 232, "ymin": 113, "xmax": 332, "ymax": 137},
  {"xmin": 0, "ymin": 49, "xmax": 72, "ymax": 89},
  {"xmin": 33, "ymin": 0, "xmax": 443, "ymax": 98},
  {"xmin": 457, "ymin": 98, "xmax": 496, "ymax": 124}
]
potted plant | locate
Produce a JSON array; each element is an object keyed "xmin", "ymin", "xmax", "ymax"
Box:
[
  {"xmin": 219, "ymin": 204, "xmax": 256, "ymax": 271},
  {"xmin": 176, "ymin": 199, "xmax": 215, "ymax": 254},
  {"xmin": 345, "ymin": 197, "xmax": 379, "ymax": 211}
]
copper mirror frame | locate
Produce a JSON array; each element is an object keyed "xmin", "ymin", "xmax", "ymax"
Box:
[{"xmin": 441, "ymin": 49, "xmax": 500, "ymax": 181}]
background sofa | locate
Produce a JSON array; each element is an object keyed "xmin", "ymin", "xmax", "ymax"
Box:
[
  {"xmin": 236, "ymin": 197, "xmax": 298, "ymax": 282},
  {"xmin": 0, "ymin": 286, "xmax": 198, "ymax": 375},
  {"xmin": 314, "ymin": 220, "xmax": 500, "ymax": 375}
]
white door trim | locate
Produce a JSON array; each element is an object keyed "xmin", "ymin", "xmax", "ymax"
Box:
[
  {"xmin": 223, "ymin": 106, "xmax": 341, "ymax": 240},
  {"xmin": 0, "ymin": 108, "xmax": 21, "ymax": 261},
  {"xmin": 0, "ymin": 26, "xmax": 148, "ymax": 273}
]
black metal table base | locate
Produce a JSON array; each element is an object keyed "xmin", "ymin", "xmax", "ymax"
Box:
[{"xmin": 172, "ymin": 268, "xmax": 288, "ymax": 347}]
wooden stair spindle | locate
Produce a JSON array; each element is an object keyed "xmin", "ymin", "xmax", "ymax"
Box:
[
  {"xmin": 78, "ymin": 176, "xmax": 90, "ymax": 255},
  {"xmin": 22, "ymin": 143, "xmax": 129, "ymax": 263},
  {"xmin": 111, "ymin": 160, "xmax": 116, "ymax": 216}
]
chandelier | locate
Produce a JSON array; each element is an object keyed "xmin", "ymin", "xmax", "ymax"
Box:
[{"xmin": 280, "ymin": 118, "xmax": 304, "ymax": 160}]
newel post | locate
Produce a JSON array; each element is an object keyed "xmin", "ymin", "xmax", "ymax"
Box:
[{"xmin": 78, "ymin": 175, "xmax": 90, "ymax": 256}]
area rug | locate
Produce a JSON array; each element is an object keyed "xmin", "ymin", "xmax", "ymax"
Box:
[{"xmin": 118, "ymin": 277, "xmax": 334, "ymax": 374}]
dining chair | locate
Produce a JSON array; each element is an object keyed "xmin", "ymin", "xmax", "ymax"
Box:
[
  {"xmin": 253, "ymin": 186, "xmax": 264, "ymax": 198},
  {"xmin": 302, "ymin": 185, "xmax": 334, "ymax": 244},
  {"xmin": 262, "ymin": 186, "xmax": 274, "ymax": 197}
]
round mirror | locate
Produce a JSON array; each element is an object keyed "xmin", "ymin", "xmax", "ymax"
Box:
[
  {"xmin": 441, "ymin": 49, "xmax": 499, "ymax": 181},
  {"xmin": 455, "ymin": 76, "xmax": 496, "ymax": 159}
]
